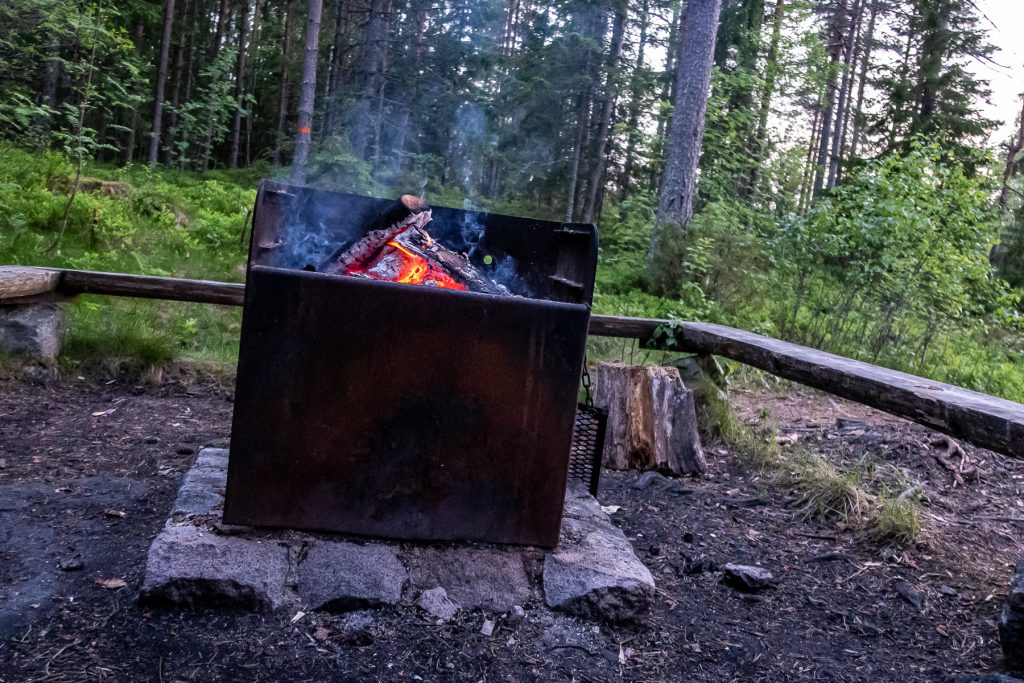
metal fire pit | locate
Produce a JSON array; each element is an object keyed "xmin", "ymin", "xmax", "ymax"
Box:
[{"xmin": 223, "ymin": 181, "xmax": 598, "ymax": 547}]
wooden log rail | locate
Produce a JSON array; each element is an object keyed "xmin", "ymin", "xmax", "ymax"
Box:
[{"xmin": 2, "ymin": 266, "xmax": 1022, "ymax": 459}]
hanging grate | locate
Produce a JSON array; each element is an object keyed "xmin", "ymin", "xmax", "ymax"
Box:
[{"xmin": 568, "ymin": 404, "xmax": 607, "ymax": 497}]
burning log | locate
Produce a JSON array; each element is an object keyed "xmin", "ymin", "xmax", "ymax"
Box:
[
  {"xmin": 323, "ymin": 195, "xmax": 511, "ymax": 296},
  {"xmin": 391, "ymin": 228, "xmax": 510, "ymax": 296},
  {"xmin": 321, "ymin": 195, "xmax": 432, "ymax": 275}
]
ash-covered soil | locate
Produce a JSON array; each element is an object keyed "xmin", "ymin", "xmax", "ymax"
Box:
[{"xmin": 0, "ymin": 368, "xmax": 1021, "ymax": 682}]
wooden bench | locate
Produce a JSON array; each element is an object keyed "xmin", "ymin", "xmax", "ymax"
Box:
[{"xmin": 2, "ymin": 265, "xmax": 1022, "ymax": 459}]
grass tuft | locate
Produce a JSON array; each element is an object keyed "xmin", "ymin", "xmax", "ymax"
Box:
[{"xmin": 699, "ymin": 385, "xmax": 922, "ymax": 543}]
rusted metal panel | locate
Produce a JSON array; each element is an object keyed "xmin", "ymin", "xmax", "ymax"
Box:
[{"xmin": 223, "ymin": 182, "xmax": 598, "ymax": 547}]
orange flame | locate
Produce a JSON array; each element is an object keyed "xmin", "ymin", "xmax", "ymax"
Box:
[{"xmin": 347, "ymin": 236, "xmax": 467, "ymax": 291}]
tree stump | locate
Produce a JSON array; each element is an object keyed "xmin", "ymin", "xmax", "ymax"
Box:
[{"xmin": 593, "ymin": 363, "xmax": 706, "ymax": 475}]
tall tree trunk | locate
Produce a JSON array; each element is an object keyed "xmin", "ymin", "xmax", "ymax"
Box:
[
  {"xmin": 650, "ymin": 0, "xmax": 683, "ymax": 193},
  {"xmin": 370, "ymin": 0, "xmax": 393, "ymax": 178},
  {"xmin": 165, "ymin": 0, "xmax": 192, "ymax": 164},
  {"xmin": 229, "ymin": 0, "xmax": 253, "ymax": 168},
  {"xmin": 848, "ymin": 0, "xmax": 878, "ymax": 160},
  {"xmin": 619, "ymin": 0, "xmax": 650, "ymax": 201},
  {"xmin": 748, "ymin": 0, "xmax": 784, "ymax": 198},
  {"xmin": 290, "ymin": 0, "xmax": 324, "ymax": 185},
  {"xmin": 149, "ymin": 0, "xmax": 177, "ymax": 167},
  {"xmin": 199, "ymin": 0, "xmax": 230, "ymax": 171},
  {"xmin": 321, "ymin": 0, "xmax": 348, "ymax": 137},
  {"xmin": 582, "ymin": 1, "xmax": 627, "ymax": 224},
  {"xmin": 273, "ymin": 0, "xmax": 296, "ymax": 165},
  {"xmin": 245, "ymin": 0, "xmax": 264, "ymax": 166},
  {"xmin": 211, "ymin": 0, "xmax": 229, "ymax": 56},
  {"xmin": 123, "ymin": 15, "xmax": 145, "ymax": 165},
  {"xmin": 1000, "ymin": 95, "xmax": 1024, "ymax": 211},
  {"xmin": 391, "ymin": 0, "xmax": 427, "ymax": 169},
  {"xmin": 800, "ymin": 107, "xmax": 822, "ymax": 213},
  {"xmin": 564, "ymin": 92, "xmax": 589, "ymax": 223},
  {"xmin": 812, "ymin": 0, "xmax": 846, "ymax": 196},
  {"xmin": 826, "ymin": 0, "xmax": 862, "ymax": 190},
  {"xmin": 647, "ymin": 0, "xmax": 723, "ymax": 293},
  {"xmin": 350, "ymin": 0, "xmax": 388, "ymax": 160}
]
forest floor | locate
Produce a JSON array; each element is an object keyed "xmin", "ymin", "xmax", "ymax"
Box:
[{"xmin": 0, "ymin": 367, "xmax": 1021, "ymax": 682}]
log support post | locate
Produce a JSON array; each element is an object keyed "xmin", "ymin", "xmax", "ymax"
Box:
[{"xmin": 593, "ymin": 363, "xmax": 706, "ymax": 476}]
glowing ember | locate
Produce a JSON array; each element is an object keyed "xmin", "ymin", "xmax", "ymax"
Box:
[{"xmin": 345, "ymin": 230, "xmax": 467, "ymax": 291}]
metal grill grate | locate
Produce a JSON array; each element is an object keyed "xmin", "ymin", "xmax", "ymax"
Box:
[{"xmin": 568, "ymin": 404, "xmax": 607, "ymax": 497}]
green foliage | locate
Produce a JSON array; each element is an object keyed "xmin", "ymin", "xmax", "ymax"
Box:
[
  {"xmin": 0, "ymin": 147, "xmax": 252, "ymax": 365},
  {"xmin": 766, "ymin": 140, "xmax": 1023, "ymax": 396}
]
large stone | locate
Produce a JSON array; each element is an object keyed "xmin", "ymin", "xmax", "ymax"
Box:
[
  {"xmin": 1000, "ymin": 558, "xmax": 1024, "ymax": 671},
  {"xmin": 406, "ymin": 546, "xmax": 532, "ymax": 611},
  {"xmin": 543, "ymin": 505, "xmax": 655, "ymax": 623},
  {"xmin": 297, "ymin": 539, "xmax": 406, "ymax": 612},
  {"xmin": 171, "ymin": 448, "xmax": 229, "ymax": 518},
  {"xmin": 140, "ymin": 524, "xmax": 290, "ymax": 611},
  {"xmin": 0, "ymin": 304, "xmax": 64, "ymax": 362}
]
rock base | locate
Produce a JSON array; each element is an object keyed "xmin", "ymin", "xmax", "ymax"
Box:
[
  {"xmin": 1000, "ymin": 558, "xmax": 1024, "ymax": 671},
  {"xmin": 141, "ymin": 449, "xmax": 654, "ymax": 623},
  {"xmin": 0, "ymin": 304, "xmax": 64, "ymax": 362}
]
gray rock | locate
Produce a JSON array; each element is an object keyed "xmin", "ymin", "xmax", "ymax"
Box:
[
  {"xmin": 543, "ymin": 513, "xmax": 655, "ymax": 623},
  {"xmin": 563, "ymin": 482, "xmax": 607, "ymax": 522},
  {"xmin": 1001, "ymin": 558, "xmax": 1024, "ymax": 671},
  {"xmin": 171, "ymin": 448, "xmax": 229, "ymax": 518},
  {"xmin": 722, "ymin": 563, "xmax": 775, "ymax": 592},
  {"xmin": 140, "ymin": 524, "xmax": 289, "ymax": 611},
  {"xmin": 417, "ymin": 587, "xmax": 459, "ymax": 622},
  {"xmin": 297, "ymin": 540, "xmax": 406, "ymax": 612},
  {"xmin": 954, "ymin": 675, "xmax": 1024, "ymax": 683},
  {"xmin": 407, "ymin": 547, "xmax": 531, "ymax": 611},
  {"xmin": 0, "ymin": 304, "xmax": 64, "ymax": 361}
]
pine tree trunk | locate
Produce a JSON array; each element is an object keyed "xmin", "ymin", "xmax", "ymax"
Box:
[
  {"xmin": 1000, "ymin": 95, "xmax": 1024, "ymax": 211},
  {"xmin": 211, "ymin": 0, "xmax": 229, "ymax": 56},
  {"xmin": 799, "ymin": 106, "xmax": 822, "ymax": 214},
  {"xmin": 290, "ymin": 0, "xmax": 324, "ymax": 186},
  {"xmin": 199, "ymin": 0, "xmax": 230, "ymax": 172},
  {"xmin": 619, "ymin": 0, "xmax": 650, "ymax": 201},
  {"xmin": 390, "ymin": 0, "xmax": 427, "ymax": 171},
  {"xmin": 149, "ymin": 0, "xmax": 177, "ymax": 167},
  {"xmin": 564, "ymin": 92, "xmax": 588, "ymax": 223},
  {"xmin": 246, "ymin": 0, "xmax": 264, "ymax": 166},
  {"xmin": 229, "ymin": 0, "xmax": 253, "ymax": 169},
  {"xmin": 123, "ymin": 15, "xmax": 145, "ymax": 165},
  {"xmin": 321, "ymin": 0, "xmax": 348, "ymax": 137},
  {"xmin": 273, "ymin": 0, "xmax": 296, "ymax": 165},
  {"xmin": 812, "ymin": 0, "xmax": 846, "ymax": 196},
  {"xmin": 848, "ymin": 0, "xmax": 878, "ymax": 160},
  {"xmin": 748, "ymin": 0, "xmax": 784, "ymax": 198},
  {"xmin": 370, "ymin": 0, "xmax": 393, "ymax": 178},
  {"xmin": 165, "ymin": 0, "xmax": 192, "ymax": 165},
  {"xmin": 826, "ymin": 0, "xmax": 862, "ymax": 190},
  {"xmin": 581, "ymin": 2, "xmax": 627, "ymax": 224},
  {"xmin": 350, "ymin": 0, "xmax": 388, "ymax": 160},
  {"xmin": 650, "ymin": 0, "xmax": 683, "ymax": 193},
  {"xmin": 648, "ymin": 0, "xmax": 723, "ymax": 292}
]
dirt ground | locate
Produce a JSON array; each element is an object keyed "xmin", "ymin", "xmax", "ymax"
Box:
[{"xmin": 0, "ymin": 367, "xmax": 1021, "ymax": 682}]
